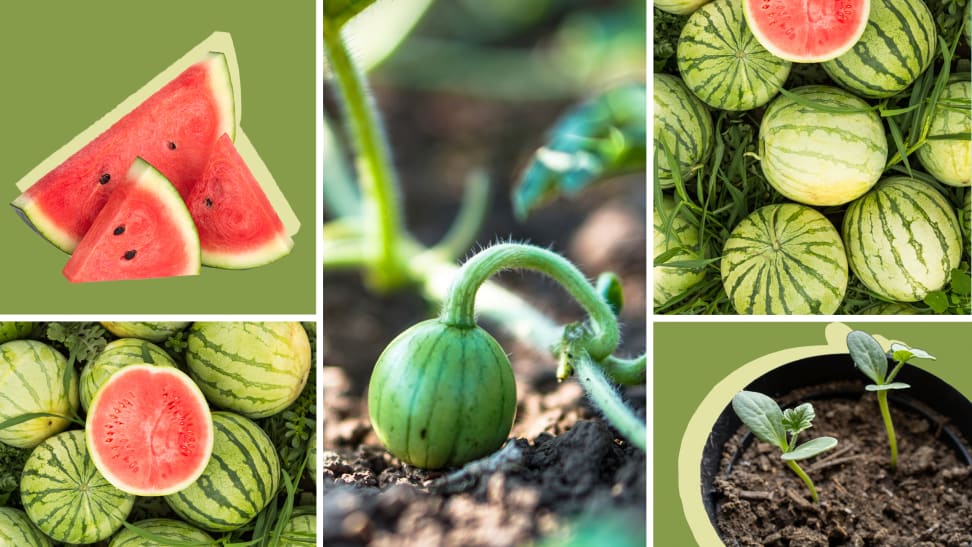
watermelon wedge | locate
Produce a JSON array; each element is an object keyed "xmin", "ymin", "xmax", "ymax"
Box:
[
  {"xmin": 743, "ymin": 0, "xmax": 870, "ymax": 63},
  {"xmin": 62, "ymin": 159, "xmax": 201, "ymax": 283},
  {"xmin": 188, "ymin": 134, "xmax": 293, "ymax": 268},
  {"xmin": 11, "ymin": 52, "xmax": 235, "ymax": 253}
]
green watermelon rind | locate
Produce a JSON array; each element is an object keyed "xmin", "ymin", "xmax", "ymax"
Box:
[
  {"xmin": 20, "ymin": 430, "xmax": 135, "ymax": 544},
  {"xmin": 185, "ymin": 322, "xmax": 312, "ymax": 419},
  {"xmin": 0, "ymin": 507, "xmax": 52, "ymax": 547},
  {"xmin": 654, "ymin": 0, "xmax": 711, "ymax": 16},
  {"xmin": 842, "ymin": 176, "xmax": 963, "ymax": 302},
  {"xmin": 654, "ymin": 195, "xmax": 706, "ymax": 308},
  {"xmin": 164, "ymin": 411, "xmax": 281, "ymax": 533},
  {"xmin": 100, "ymin": 321, "xmax": 191, "ymax": 342},
  {"xmin": 107, "ymin": 518, "xmax": 213, "ymax": 546},
  {"xmin": 759, "ymin": 85, "xmax": 888, "ymax": 206},
  {"xmin": 279, "ymin": 513, "xmax": 317, "ymax": 547},
  {"xmin": 721, "ymin": 203, "xmax": 849, "ymax": 315},
  {"xmin": 80, "ymin": 337, "xmax": 178, "ymax": 411},
  {"xmin": 0, "ymin": 340, "xmax": 79, "ymax": 449},
  {"xmin": 821, "ymin": 0, "xmax": 937, "ymax": 99},
  {"xmin": 677, "ymin": 0, "xmax": 792, "ymax": 112},
  {"xmin": 915, "ymin": 78, "xmax": 971, "ymax": 187},
  {"xmin": 654, "ymin": 73, "xmax": 713, "ymax": 189}
]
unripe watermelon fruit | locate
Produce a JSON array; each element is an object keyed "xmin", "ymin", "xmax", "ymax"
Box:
[
  {"xmin": 369, "ymin": 319, "xmax": 516, "ymax": 469},
  {"xmin": 0, "ymin": 340, "xmax": 79, "ymax": 448}
]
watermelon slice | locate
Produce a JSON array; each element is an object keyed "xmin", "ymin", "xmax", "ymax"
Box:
[
  {"xmin": 187, "ymin": 133, "xmax": 293, "ymax": 268},
  {"xmin": 11, "ymin": 52, "xmax": 235, "ymax": 253},
  {"xmin": 62, "ymin": 158, "xmax": 201, "ymax": 283},
  {"xmin": 743, "ymin": 0, "xmax": 870, "ymax": 63},
  {"xmin": 86, "ymin": 365, "xmax": 214, "ymax": 496}
]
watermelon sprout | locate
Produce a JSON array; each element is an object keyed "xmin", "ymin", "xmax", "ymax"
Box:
[
  {"xmin": 846, "ymin": 330, "xmax": 936, "ymax": 470},
  {"xmin": 731, "ymin": 391, "xmax": 838, "ymax": 503}
]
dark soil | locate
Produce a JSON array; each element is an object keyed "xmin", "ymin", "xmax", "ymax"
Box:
[
  {"xmin": 715, "ymin": 384, "xmax": 972, "ymax": 546},
  {"xmin": 323, "ymin": 83, "xmax": 647, "ymax": 544}
]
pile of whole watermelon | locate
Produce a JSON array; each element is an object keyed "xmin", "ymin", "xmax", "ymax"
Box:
[
  {"xmin": 0, "ymin": 321, "xmax": 317, "ymax": 546},
  {"xmin": 653, "ymin": 0, "xmax": 971, "ymax": 314}
]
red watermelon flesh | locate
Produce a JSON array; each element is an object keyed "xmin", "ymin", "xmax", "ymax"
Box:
[
  {"xmin": 187, "ymin": 133, "xmax": 293, "ymax": 268},
  {"xmin": 11, "ymin": 52, "xmax": 235, "ymax": 253},
  {"xmin": 743, "ymin": 0, "xmax": 870, "ymax": 63},
  {"xmin": 86, "ymin": 365, "xmax": 214, "ymax": 496},
  {"xmin": 62, "ymin": 158, "xmax": 200, "ymax": 283}
]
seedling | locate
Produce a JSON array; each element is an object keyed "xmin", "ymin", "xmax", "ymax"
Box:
[
  {"xmin": 846, "ymin": 330, "xmax": 936, "ymax": 470},
  {"xmin": 731, "ymin": 391, "xmax": 838, "ymax": 503}
]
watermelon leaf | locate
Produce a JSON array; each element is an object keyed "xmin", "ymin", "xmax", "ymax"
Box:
[
  {"xmin": 865, "ymin": 382, "xmax": 912, "ymax": 391},
  {"xmin": 846, "ymin": 330, "xmax": 888, "ymax": 384},
  {"xmin": 781, "ymin": 437, "xmax": 839, "ymax": 461},
  {"xmin": 923, "ymin": 290, "xmax": 949, "ymax": 313},
  {"xmin": 731, "ymin": 391, "xmax": 787, "ymax": 449},
  {"xmin": 324, "ymin": 0, "xmax": 378, "ymax": 29}
]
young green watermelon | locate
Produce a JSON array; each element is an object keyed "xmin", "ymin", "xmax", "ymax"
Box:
[
  {"xmin": 61, "ymin": 158, "xmax": 201, "ymax": 283},
  {"xmin": 11, "ymin": 53, "xmax": 235, "ymax": 253},
  {"xmin": 188, "ymin": 133, "xmax": 293, "ymax": 268}
]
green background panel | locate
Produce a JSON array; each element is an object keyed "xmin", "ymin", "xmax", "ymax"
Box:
[
  {"xmin": 0, "ymin": 1, "xmax": 315, "ymax": 314},
  {"xmin": 654, "ymin": 321, "xmax": 972, "ymax": 544}
]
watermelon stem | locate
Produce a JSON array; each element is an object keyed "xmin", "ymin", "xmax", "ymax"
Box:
[{"xmin": 570, "ymin": 349, "xmax": 646, "ymax": 451}]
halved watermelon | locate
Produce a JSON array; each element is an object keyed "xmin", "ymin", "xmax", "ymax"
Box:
[
  {"xmin": 11, "ymin": 52, "xmax": 235, "ymax": 253},
  {"xmin": 62, "ymin": 159, "xmax": 201, "ymax": 283},
  {"xmin": 743, "ymin": 0, "xmax": 870, "ymax": 63},
  {"xmin": 86, "ymin": 365, "xmax": 214, "ymax": 496},
  {"xmin": 187, "ymin": 133, "xmax": 293, "ymax": 268}
]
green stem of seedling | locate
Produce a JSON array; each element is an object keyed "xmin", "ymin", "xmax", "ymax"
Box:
[
  {"xmin": 876, "ymin": 390, "xmax": 899, "ymax": 470},
  {"xmin": 439, "ymin": 243, "xmax": 619, "ymax": 361},
  {"xmin": 784, "ymin": 459, "xmax": 820, "ymax": 503},
  {"xmin": 572, "ymin": 349, "xmax": 646, "ymax": 451},
  {"xmin": 323, "ymin": 19, "xmax": 406, "ymax": 290},
  {"xmin": 885, "ymin": 359, "xmax": 907, "ymax": 384}
]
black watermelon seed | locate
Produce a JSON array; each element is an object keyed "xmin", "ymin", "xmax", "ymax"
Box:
[
  {"xmin": 99, "ymin": 174, "xmax": 111, "ymax": 185},
  {"xmin": 123, "ymin": 250, "xmax": 137, "ymax": 260},
  {"xmin": 204, "ymin": 198, "xmax": 213, "ymax": 208},
  {"xmin": 113, "ymin": 226, "xmax": 125, "ymax": 236},
  {"xmin": 167, "ymin": 141, "xmax": 177, "ymax": 150}
]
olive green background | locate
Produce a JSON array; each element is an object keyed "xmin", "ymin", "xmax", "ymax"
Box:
[
  {"xmin": 654, "ymin": 321, "xmax": 972, "ymax": 544},
  {"xmin": 0, "ymin": 1, "xmax": 315, "ymax": 314}
]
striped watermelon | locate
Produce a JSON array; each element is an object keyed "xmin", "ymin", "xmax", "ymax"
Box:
[
  {"xmin": 0, "ymin": 507, "xmax": 52, "ymax": 547},
  {"xmin": 186, "ymin": 322, "xmax": 311, "ymax": 419},
  {"xmin": 101, "ymin": 322, "xmax": 190, "ymax": 343},
  {"xmin": 821, "ymin": 0, "xmax": 936, "ymax": 98},
  {"xmin": 20, "ymin": 430, "xmax": 135, "ymax": 544},
  {"xmin": 677, "ymin": 0, "xmax": 791, "ymax": 111},
  {"xmin": 307, "ymin": 431, "xmax": 317, "ymax": 484},
  {"xmin": 0, "ymin": 322, "xmax": 32, "ymax": 344},
  {"xmin": 279, "ymin": 513, "xmax": 316, "ymax": 546},
  {"xmin": 654, "ymin": 73, "xmax": 713, "ymax": 189},
  {"xmin": 916, "ymin": 78, "xmax": 971, "ymax": 187},
  {"xmin": 759, "ymin": 85, "xmax": 887, "ymax": 206},
  {"xmin": 108, "ymin": 518, "xmax": 213, "ymax": 546},
  {"xmin": 654, "ymin": 0, "xmax": 711, "ymax": 15},
  {"xmin": 80, "ymin": 338, "xmax": 177, "ymax": 411},
  {"xmin": 961, "ymin": 191, "xmax": 971, "ymax": 246},
  {"xmin": 0, "ymin": 340, "xmax": 78, "ymax": 448},
  {"xmin": 164, "ymin": 411, "xmax": 280, "ymax": 532},
  {"xmin": 721, "ymin": 203, "xmax": 848, "ymax": 314},
  {"xmin": 842, "ymin": 176, "xmax": 963, "ymax": 302},
  {"xmin": 654, "ymin": 195, "xmax": 706, "ymax": 308}
]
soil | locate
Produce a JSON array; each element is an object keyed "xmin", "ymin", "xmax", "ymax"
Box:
[
  {"xmin": 323, "ymin": 81, "xmax": 647, "ymax": 544},
  {"xmin": 714, "ymin": 383, "xmax": 972, "ymax": 546}
]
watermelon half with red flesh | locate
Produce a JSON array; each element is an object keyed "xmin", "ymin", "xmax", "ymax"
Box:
[
  {"xmin": 743, "ymin": 0, "xmax": 870, "ymax": 63},
  {"xmin": 86, "ymin": 365, "xmax": 214, "ymax": 496},
  {"xmin": 188, "ymin": 133, "xmax": 293, "ymax": 268},
  {"xmin": 62, "ymin": 158, "xmax": 200, "ymax": 283},
  {"xmin": 11, "ymin": 52, "xmax": 235, "ymax": 253}
]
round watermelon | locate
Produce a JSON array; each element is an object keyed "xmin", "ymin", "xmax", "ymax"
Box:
[
  {"xmin": 721, "ymin": 203, "xmax": 848, "ymax": 314},
  {"xmin": 279, "ymin": 513, "xmax": 316, "ymax": 546},
  {"xmin": 759, "ymin": 85, "xmax": 887, "ymax": 206},
  {"xmin": 186, "ymin": 322, "xmax": 311, "ymax": 419},
  {"xmin": 164, "ymin": 411, "xmax": 280, "ymax": 532},
  {"xmin": 842, "ymin": 176, "xmax": 963, "ymax": 302},
  {"xmin": 654, "ymin": 73, "xmax": 713, "ymax": 189},
  {"xmin": 0, "ymin": 507, "xmax": 52, "ymax": 547},
  {"xmin": 101, "ymin": 321, "xmax": 190, "ymax": 342},
  {"xmin": 20, "ymin": 430, "xmax": 135, "ymax": 544},
  {"xmin": 108, "ymin": 518, "xmax": 213, "ymax": 546},
  {"xmin": 654, "ymin": 0, "xmax": 710, "ymax": 15},
  {"xmin": 654, "ymin": 195, "xmax": 706, "ymax": 308},
  {"xmin": 961, "ymin": 191, "xmax": 971, "ymax": 246},
  {"xmin": 821, "ymin": 0, "xmax": 936, "ymax": 98},
  {"xmin": 916, "ymin": 78, "xmax": 971, "ymax": 187},
  {"xmin": 0, "ymin": 340, "xmax": 78, "ymax": 449},
  {"xmin": 307, "ymin": 431, "xmax": 317, "ymax": 485},
  {"xmin": 0, "ymin": 322, "xmax": 32, "ymax": 344},
  {"xmin": 677, "ymin": 0, "xmax": 791, "ymax": 111},
  {"xmin": 80, "ymin": 337, "xmax": 178, "ymax": 411},
  {"xmin": 742, "ymin": 0, "xmax": 870, "ymax": 63}
]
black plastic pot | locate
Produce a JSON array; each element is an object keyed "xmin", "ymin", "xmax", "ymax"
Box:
[{"xmin": 700, "ymin": 353, "xmax": 972, "ymax": 532}]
